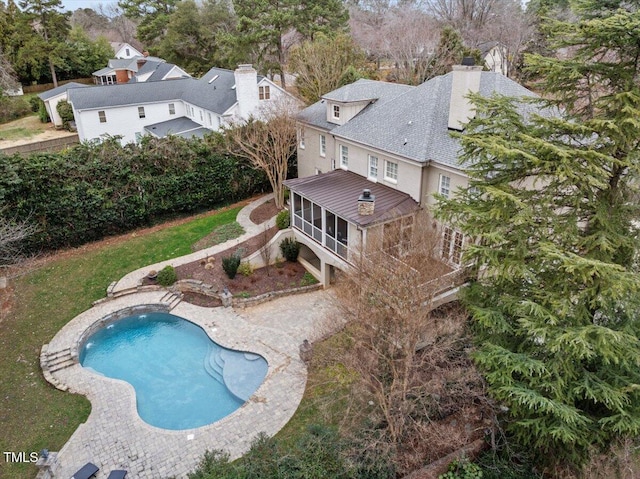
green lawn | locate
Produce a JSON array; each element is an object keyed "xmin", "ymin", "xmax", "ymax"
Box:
[
  {"xmin": 0, "ymin": 205, "xmax": 242, "ymax": 479},
  {"xmin": 0, "ymin": 114, "xmax": 47, "ymax": 141}
]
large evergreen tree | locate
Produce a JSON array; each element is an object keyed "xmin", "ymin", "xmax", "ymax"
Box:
[
  {"xmin": 436, "ymin": 3, "xmax": 640, "ymax": 469},
  {"xmin": 19, "ymin": 0, "xmax": 70, "ymax": 87},
  {"xmin": 118, "ymin": 0, "xmax": 178, "ymax": 47},
  {"xmin": 231, "ymin": 0, "xmax": 348, "ymax": 89},
  {"xmin": 155, "ymin": 0, "xmax": 237, "ymax": 75}
]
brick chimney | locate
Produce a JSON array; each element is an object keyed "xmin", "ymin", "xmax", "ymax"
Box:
[
  {"xmin": 448, "ymin": 58, "xmax": 483, "ymax": 131},
  {"xmin": 234, "ymin": 64, "xmax": 259, "ymax": 119},
  {"xmin": 358, "ymin": 189, "xmax": 375, "ymax": 216}
]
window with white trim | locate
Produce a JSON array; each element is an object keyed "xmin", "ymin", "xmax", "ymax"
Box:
[
  {"xmin": 439, "ymin": 175, "xmax": 451, "ymax": 198},
  {"xmin": 259, "ymin": 85, "xmax": 270, "ymax": 100},
  {"xmin": 299, "ymin": 128, "xmax": 305, "ymax": 149},
  {"xmin": 319, "ymin": 134, "xmax": 326, "ymax": 157},
  {"xmin": 199, "ymin": 110, "xmax": 204, "ymax": 121},
  {"xmin": 442, "ymin": 226, "xmax": 464, "ymax": 265},
  {"xmin": 138, "ymin": 106, "xmax": 145, "ymax": 119},
  {"xmin": 98, "ymin": 110, "xmax": 106, "ymax": 123},
  {"xmin": 169, "ymin": 103, "xmax": 175, "ymax": 115},
  {"xmin": 368, "ymin": 155, "xmax": 378, "ymax": 179},
  {"xmin": 340, "ymin": 145, "xmax": 349, "ymax": 168},
  {"xmin": 385, "ymin": 160, "xmax": 398, "ymax": 181},
  {"xmin": 333, "ymin": 104, "xmax": 340, "ymax": 119}
]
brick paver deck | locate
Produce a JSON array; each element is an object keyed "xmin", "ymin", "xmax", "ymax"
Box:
[{"xmin": 40, "ymin": 195, "xmax": 341, "ymax": 478}]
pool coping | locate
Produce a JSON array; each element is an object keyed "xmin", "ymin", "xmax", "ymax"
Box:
[{"xmin": 41, "ymin": 290, "xmax": 306, "ymax": 478}]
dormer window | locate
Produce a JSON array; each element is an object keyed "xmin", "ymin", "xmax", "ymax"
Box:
[{"xmin": 333, "ymin": 104, "xmax": 340, "ymax": 119}]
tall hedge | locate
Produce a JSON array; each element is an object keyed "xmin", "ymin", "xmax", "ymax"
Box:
[{"xmin": 0, "ymin": 135, "xmax": 270, "ymax": 253}]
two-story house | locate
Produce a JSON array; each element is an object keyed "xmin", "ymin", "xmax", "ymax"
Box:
[
  {"xmin": 285, "ymin": 62, "xmax": 539, "ymax": 285},
  {"xmin": 69, "ymin": 64, "xmax": 293, "ymax": 144}
]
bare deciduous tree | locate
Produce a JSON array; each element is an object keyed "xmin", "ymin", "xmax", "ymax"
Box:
[
  {"xmin": 0, "ymin": 216, "xmax": 36, "ymax": 269},
  {"xmin": 334, "ymin": 214, "xmax": 492, "ymax": 473},
  {"xmin": 223, "ymin": 98, "xmax": 299, "ymax": 209},
  {"xmin": 0, "ymin": 50, "xmax": 20, "ymax": 95},
  {"xmin": 258, "ymin": 223, "xmax": 273, "ymax": 276}
]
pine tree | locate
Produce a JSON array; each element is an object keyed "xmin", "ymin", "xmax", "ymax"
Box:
[
  {"xmin": 19, "ymin": 0, "xmax": 70, "ymax": 87},
  {"xmin": 231, "ymin": 0, "xmax": 348, "ymax": 89},
  {"xmin": 436, "ymin": 4, "xmax": 640, "ymax": 468}
]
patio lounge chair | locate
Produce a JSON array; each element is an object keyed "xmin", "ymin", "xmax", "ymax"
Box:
[
  {"xmin": 70, "ymin": 462, "xmax": 99, "ymax": 479},
  {"xmin": 107, "ymin": 471, "xmax": 128, "ymax": 479}
]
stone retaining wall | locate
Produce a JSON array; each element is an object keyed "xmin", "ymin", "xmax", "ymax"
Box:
[
  {"xmin": 1, "ymin": 134, "xmax": 79, "ymax": 156},
  {"xmin": 172, "ymin": 279, "xmax": 322, "ymax": 308}
]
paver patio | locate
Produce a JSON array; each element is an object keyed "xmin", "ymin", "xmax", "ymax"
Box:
[{"xmin": 39, "ymin": 196, "xmax": 340, "ymax": 478}]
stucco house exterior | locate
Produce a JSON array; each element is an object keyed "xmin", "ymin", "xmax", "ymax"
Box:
[
  {"xmin": 286, "ymin": 62, "xmax": 539, "ymax": 285},
  {"xmin": 69, "ymin": 64, "xmax": 293, "ymax": 144}
]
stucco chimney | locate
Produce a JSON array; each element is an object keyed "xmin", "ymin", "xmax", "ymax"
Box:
[
  {"xmin": 358, "ymin": 189, "xmax": 375, "ymax": 216},
  {"xmin": 234, "ymin": 64, "xmax": 259, "ymax": 120},
  {"xmin": 448, "ymin": 58, "xmax": 483, "ymax": 131}
]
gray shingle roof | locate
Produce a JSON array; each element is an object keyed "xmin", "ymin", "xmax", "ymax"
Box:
[
  {"xmin": 298, "ymin": 79, "xmax": 414, "ymax": 132},
  {"xmin": 284, "ymin": 169, "xmax": 420, "ymax": 227},
  {"xmin": 71, "ymin": 66, "xmax": 241, "ymax": 115},
  {"xmin": 144, "ymin": 117, "xmax": 209, "ymax": 139},
  {"xmin": 38, "ymin": 82, "xmax": 89, "ymax": 101},
  {"xmin": 328, "ymin": 72, "xmax": 539, "ymax": 168},
  {"xmin": 69, "ymin": 80, "xmax": 190, "ymax": 110}
]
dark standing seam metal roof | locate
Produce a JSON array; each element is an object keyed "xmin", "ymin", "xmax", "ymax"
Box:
[
  {"xmin": 69, "ymin": 66, "xmax": 240, "ymax": 115},
  {"xmin": 38, "ymin": 82, "xmax": 89, "ymax": 101},
  {"xmin": 284, "ymin": 169, "xmax": 420, "ymax": 228}
]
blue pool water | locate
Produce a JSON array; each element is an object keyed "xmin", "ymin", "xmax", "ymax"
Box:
[{"xmin": 80, "ymin": 312, "xmax": 268, "ymax": 430}]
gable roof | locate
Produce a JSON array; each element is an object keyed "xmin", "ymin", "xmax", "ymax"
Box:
[
  {"xmin": 303, "ymin": 72, "xmax": 540, "ymax": 169},
  {"xmin": 38, "ymin": 82, "xmax": 89, "ymax": 101},
  {"xmin": 284, "ymin": 169, "xmax": 420, "ymax": 228},
  {"xmin": 298, "ymin": 79, "xmax": 414, "ymax": 132},
  {"xmin": 70, "ymin": 66, "xmax": 253, "ymax": 115},
  {"xmin": 69, "ymin": 79, "xmax": 190, "ymax": 110}
]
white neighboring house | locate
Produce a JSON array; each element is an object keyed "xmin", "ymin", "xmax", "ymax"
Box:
[
  {"xmin": 479, "ymin": 41, "xmax": 509, "ymax": 77},
  {"xmin": 68, "ymin": 64, "xmax": 294, "ymax": 144},
  {"xmin": 38, "ymin": 82, "xmax": 89, "ymax": 128},
  {"xmin": 110, "ymin": 42, "xmax": 143, "ymax": 59}
]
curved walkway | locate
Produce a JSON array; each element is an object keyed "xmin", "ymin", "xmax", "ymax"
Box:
[
  {"xmin": 111, "ymin": 193, "xmax": 276, "ymax": 293},
  {"xmin": 41, "ymin": 195, "xmax": 341, "ymax": 478}
]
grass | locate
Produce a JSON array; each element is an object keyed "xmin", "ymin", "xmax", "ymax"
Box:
[
  {"xmin": 0, "ymin": 205, "xmax": 242, "ymax": 479},
  {"xmin": 191, "ymin": 221, "xmax": 246, "ymax": 251},
  {"xmin": 0, "ymin": 115, "xmax": 47, "ymax": 142}
]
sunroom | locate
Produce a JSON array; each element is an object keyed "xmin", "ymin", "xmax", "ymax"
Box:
[{"xmin": 283, "ymin": 170, "xmax": 421, "ymax": 285}]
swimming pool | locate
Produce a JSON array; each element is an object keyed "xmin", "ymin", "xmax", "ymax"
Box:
[{"xmin": 80, "ymin": 312, "xmax": 268, "ymax": 430}]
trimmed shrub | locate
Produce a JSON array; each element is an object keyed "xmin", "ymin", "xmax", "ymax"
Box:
[
  {"xmin": 300, "ymin": 271, "xmax": 318, "ymax": 286},
  {"xmin": 279, "ymin": 237, "xmax": 300, "ymax": 262},
  {"xmin": 0, "ymin": 96, "xmax": 31, "ymax": 123},
  {"xmin": 275, "ymin": 209, "xmax": 290, "ymax": 230},
  {"xmin": 222, "ymin": 254, "xmax": 241, "ymax": 279},
  {"xmin": 157, "ymin": 265, "xmax": 177, "ymax": 286},
  {"xmin": 238, "ymin": 261, "xmax": 253, "ymax": 277},
  {"xmin": 0, "ymin": 135, "xmax": 270, "ymax": 254},
  {"xmin": 56, "ymin": 100, "xmax": 74, "ymax": 130},
  {"xmin": 38, "ymin": 99, "xmax": 49, "ymax": 123},
  {"xmin": 29, "ymin": 96, "xmax": 40, "ymax": 112}
]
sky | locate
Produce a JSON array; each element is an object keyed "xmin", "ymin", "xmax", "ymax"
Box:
[{"xmin": 60, "ymin": 0, "xmax": 119, "ymax": 12}]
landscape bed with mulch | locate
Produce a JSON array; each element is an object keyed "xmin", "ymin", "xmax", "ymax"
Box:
[{"xmin": 163, "ymin": 199, "xmax": 314, "ymax": 306}]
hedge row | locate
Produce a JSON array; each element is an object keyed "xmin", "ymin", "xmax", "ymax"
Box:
[{"xmin": 0, "ymin": 135, "xmax": 270, "ymax": 254}]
